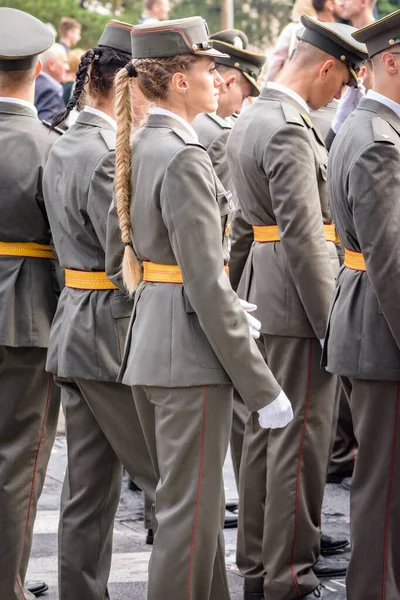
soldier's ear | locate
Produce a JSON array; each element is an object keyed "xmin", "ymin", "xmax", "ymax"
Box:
[
  {"xmin": 319, "ymin": 59, "xmax": 335, "ymax": 81},
  {"xmin": 35, "ymin": 59, "xmax": 42, "ymax": 79},
  {"xmin": 223, "ymin": 73, "xmax": 237, "ymax": 89}
]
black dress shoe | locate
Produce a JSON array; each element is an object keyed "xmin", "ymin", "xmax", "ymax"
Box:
[
  {"xmin": 341, "ymin": 476, "xmax": 352, "ymax": 491},
  {"xmin": 313, "ymin": 556, "xmax": 347, "ymax": 578},
  {"xmin": 326, "ymin": 470, "xmax": 353, "ymax": 484},
  {"xmin": 128, "ymin": 478, "xmax": 141, "ymax": 492},
  {"xmin": 320, "ymin": 532, "xmax": 349, "ymax": 555},
  {"xmin": 226, "ymin": 500, "xmax": 239, "ymax": 512},
  {"xmin": 302, "ymin": 583, "xmax": 325, "ymax": 598},
  {"xmin": 146, "ymin": 528, "xmax": 154, "ymax": 545},
  {"xmin": 224, "ymin": 509, "xmax": 238, "ymax": 528},
  {"xmin": 25, "ymin": 581, "xmax": 48, "ymax": 597}
]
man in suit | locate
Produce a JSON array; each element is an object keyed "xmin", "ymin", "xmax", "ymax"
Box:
[
  {"xmin": 324, "ymin": 10, "xmax": 400, "ymax": 599},
  {"xmin": 0, "ymin": 8, "xmax": 63, "ymax": 599},
  {"xmin": 34, "ymin": 42, "xmax": 68, "ymax": 122},
  {"xmin": 227, "ymin": 17, "xmax": 367, "ymax": 600}
]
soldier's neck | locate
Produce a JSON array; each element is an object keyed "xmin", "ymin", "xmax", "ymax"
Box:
[
  {"xmin": 275, "ymin": 71, "xmax": 310, "ymax": 107},
  {"xmin": 0, "ymin": 85, "xmax": 34, "ymax": 104},
  {"xmin": 90, "ymin": 98, "xmax": 116, "ymax": 122}
]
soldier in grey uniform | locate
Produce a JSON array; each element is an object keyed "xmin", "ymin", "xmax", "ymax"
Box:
[
  {"xmin": 42, "ymin": 21, "xmax": 156, "ymax": 600},
  {"xmin": 324, "ymin": 10, "xmax": 400, "ymax": 599},
  {"xmin": 227, "ymin": 17, "xmax": 367, "ymax": 600},
  {"xmin": 109, "ymin": 16, "xmax": 294, "ymax": 600},
  {"xmin": 193, "ymin": 27, "xmax": 266, "ymax": 505},
  {"xmin": 0, "ymin": 8, "xmax": 62, "ymax": 600}
]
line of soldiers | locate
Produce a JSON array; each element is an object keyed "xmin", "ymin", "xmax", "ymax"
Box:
[{"xmin": 1, "ymin": 5, "xmax": 400, "ymax": 600}]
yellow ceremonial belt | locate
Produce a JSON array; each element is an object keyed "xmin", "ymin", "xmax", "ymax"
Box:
[
  {"xmin": 65, "ymin": 269, "xmax": 117, "ymax": 290},
  {"xmin": 143, "ymin": 262, "xmax": 229, "ymax": 284},
  {"xmin": 0, "ymin": 241, "xmax": 55, "ymax": 259},
  {"xmin": 252, "ymin": 224, "xmax": 340, "ymax": 244},
  {"xmin": 344, "ymin": 249, "xmax": 366, "ymax": 272}
]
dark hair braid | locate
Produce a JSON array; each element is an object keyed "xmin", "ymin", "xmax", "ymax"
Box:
[{"xmin": 51, "ymin": 47, "xmax": 97, "ymax": 130}]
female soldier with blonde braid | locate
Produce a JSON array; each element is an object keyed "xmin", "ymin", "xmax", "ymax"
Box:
[
  {"xmin": 108, "ymin": 17, "xmax": 293, "ymax": 600},
  {"xmin": 42, "ymin": 21, "xmax": 156, "ymax": 600}
]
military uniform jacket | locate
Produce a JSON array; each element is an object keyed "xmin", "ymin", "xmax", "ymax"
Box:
[
  {"xmin": 323, "ymin": 98, "xmax": 400, "ymax": 381},
  {"xmin": 107, "ymin": 114, "xmax": 281, "ymax": 412},
  {"xmin": 43, "ymin": 111, "xmax": 133, "ymax": 381},
  {"xmin": 0, "ymin": 101, "xmax": 59, "ymax": 348},
  {"xmin": 227, "ymin": 87, "xmax": 338, "ymax": 339},
  {"xmin": 192, "ymin": 112, "xmax": 233, "ymax": 192}
]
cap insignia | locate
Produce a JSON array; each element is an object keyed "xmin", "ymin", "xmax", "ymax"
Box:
[
  {"xmin": 233, "ymin": 36, "xmax": 244, "ymax": 49},
  {"xmin": 389, "ymin": 39, "xmax": 395, "ymax": 45},
  {"xmin": 234, "ymin": 61, "xmax": 240, "ymax": 68},
  {"xmin": 340, "ymin": 55, "xmax": 346, "ymax": 61}
]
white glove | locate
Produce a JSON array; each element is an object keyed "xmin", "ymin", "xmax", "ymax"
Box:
[
  {"xmin": 331, "ymin": 79, "xmax": 366, "ymax": 133},
  {"xmin": 239, "ymin": 298, "xmax": 261, "ymax": 339},
  {"xmin": 320, "ymin": 339, "xmax": 324, "ymax": 349},
  {"xmin": 257, "ymin": 390, "xmax": 293, "ymax": 429}
]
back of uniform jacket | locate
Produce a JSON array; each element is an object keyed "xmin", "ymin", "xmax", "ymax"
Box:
[{"xmin": 0, "ymin": 101, "xmax": 59, "ymax": 347}]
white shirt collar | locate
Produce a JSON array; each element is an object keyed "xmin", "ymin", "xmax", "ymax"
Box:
[
  {"xmin": 0, "ymin": 97, "xmax": 38, "ymax": 117},
  {"xmin": 266, "ymin": 81, "xmax": 310, "ymax": 114},
  {"xmin": 367, "ymin": 90, "xmax": 400, "ymax": 120},
  {"xmin": 151, "ymin": 107, "xmax": 199, "ymax": 141},
  {"xmin": 83, "ymin": 106, "xmax": 117, "ymax": 131}
]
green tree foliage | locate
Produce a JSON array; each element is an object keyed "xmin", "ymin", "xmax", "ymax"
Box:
[{"xmin": 3, "ymin": 0, "xmax": 400, "ymax": 50}]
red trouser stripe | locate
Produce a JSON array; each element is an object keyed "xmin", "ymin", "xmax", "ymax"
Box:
[
  {"xmin": 187, "ymin": 385, "xmax": 207, "ymax": 600},
  {"xmin": 16, "ymin": 373, "xmax": 53, "ymax": 599},
  {"xmin": 290, "ymin": 340, "xmax": 313, "ymax": 596},
  {"xmin": 381, "ymin": 383, "xmax": 400, "ymax": 600}
]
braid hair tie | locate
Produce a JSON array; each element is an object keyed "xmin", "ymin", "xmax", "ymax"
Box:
[{"xmin": 125, "ymin": 62, "xmax": 138, "ymax": 78}]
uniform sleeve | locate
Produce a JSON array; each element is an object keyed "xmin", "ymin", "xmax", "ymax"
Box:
[
  {"xmin": 264, "ymin": 124, "xmax": 335, "ymax": 339},
  {"xmin": 105, "ymin": 197, "xmax": 126, "ymax": 292},
  {"xmin": 229, "ymin": 209, "xmax": 254, "ymax": 292},
  {"xmin": 160, "ymin": 145, "xmax": 281, "ymax": 412},
  {"xmin": 207, "ymin": 130, "xmax": 233, "ymax": 192},
  {"xmin": 349, "ymin": 141, "xmax": 400, "ymax": 347},
  {"xmin": 87, "ymin": 150, "xmax": 116, "ymax": 252}
]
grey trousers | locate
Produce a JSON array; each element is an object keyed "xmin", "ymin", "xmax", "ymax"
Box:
[
  {"xmin": 346, "ymin": 378, "xmax": 400, "ymax": 600},
  {"xmin": 230, "ymin": 390, "xmax": 248, "ymax": 488},
  {"xmin": 58, "ymin": 378, "xmax": 157, "ymax": 600},
  {"xmin": 132, "ymin": 384, "xmax": 233, "ymax": 600},
  {"xmin": 328, "ymin": 378, "xmax": 357, "ymax": 477},
  {"xmin": 237, "ymin": 335, "xmax": 336, "ymax": 600},
  {"xmin": 0, "ymin": 346, "xmax": 60, "ymax": 600}
]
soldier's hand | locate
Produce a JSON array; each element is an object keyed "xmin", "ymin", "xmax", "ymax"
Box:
[
  {"xmin": 257, "ymin": 390, "xmax": 293, "ymax": 429},
  {"xmin": 331, "ymin": 79, "xmax": 366, "ymax": 134},
  {"xmin": 239, "ymin": 298, "xmax": 261, "ymax": 339}
]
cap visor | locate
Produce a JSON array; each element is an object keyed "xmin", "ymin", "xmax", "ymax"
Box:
[
  {"xmin": 242, "ymin": 71, "xmax": 260, "ymax": 96},
  {"xmin": 195, "ymin": 48, "xmax": 230, "ymax": 58}
]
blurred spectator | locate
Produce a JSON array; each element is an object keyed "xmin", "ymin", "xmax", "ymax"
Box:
[
  {"xmin": 137, "ymin": 0, "xmax": 171, "ymax": 24},
  {"xmin": 63, "ymin": 48, "xmax": 85, "ymax": 105},
  {"xmin": 263, "ymin": 0, "xmax": 316, "ymax": 82},
  {"xmin": 59, "ymin": 17, "xmax": 81, "ymax": 53},
  {"xmin": 312, "ymin": 0, "xmax": 344, "ymax": 21},
  {"xmin": 339, "ymin": 0, "xmax": 376, "ymax": 26},
  {"xmin": 35, "ymin": 43, "xmax": 69, "ymax": 122}
]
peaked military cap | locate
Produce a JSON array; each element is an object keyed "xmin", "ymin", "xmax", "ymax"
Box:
[
  {"xmin": 131, "ymin": 17, "xmax": 229, "ymax": 59},
  {"xmin": 0, "ymin": 8, "xmax": 54, "ymax": 72},
  {"xmin": 352, "ymin": 9, "xmax": 400, "ymax": 58},
  {"xmin": 299, "ymin": 16, "xmax": 368, "ymax": 86},
  {"xmin": 209, "ymin": 29, "xmax": 266, "ymax": 96},
  {"xmin": 97, "ymin": 19, "xmax": 133, "ymax": 54}
]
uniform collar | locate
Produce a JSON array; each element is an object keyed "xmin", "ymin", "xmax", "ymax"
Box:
[
  {"xmin": 151, "ymin": 107, "xmax": 199, "ymax": 141},
  {"xmin": 0, "ymin": 96, "xmax": 37, "ymax": 117},
  {"xmin": 266, "ymin": 81, "xmax": 310, "ymax": 114},
  {"xmin": 366, "ymin": 90, "xmax": 400, "ymax": 120},
  {"xmin": 83, "ymin": 106, "xmax": 117, "ymax": 131},
  {"xmin": 206, "ymin": 112, "xmax": 232, "ymax": 129}
]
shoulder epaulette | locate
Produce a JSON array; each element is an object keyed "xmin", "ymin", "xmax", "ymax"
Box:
[
  {"xmin": 100, "ymin": 129, "xmax": 116, "ymax": 150},
  {"xmin": 172, "ymin": 126, "xmax": 204, "ymax": 148},
  {"xmin": 281, "ymin": 102, "xmax": 305, "ymax": 127},
  {"xmin": 206, "ymin": 112, "xmax": 232, "ymax": 130},
  {"xmin": 41, "ymin": 120, "xmax": 65, "ymax": 135},
  {"xmin": 372, "ymin": 116, "xmax": 397, "ymax": 144}
]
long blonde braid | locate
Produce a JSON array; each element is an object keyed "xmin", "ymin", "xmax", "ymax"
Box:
[{"xmin": 115, "ymin": 65, "xmax": 142, "ymax": 294}]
